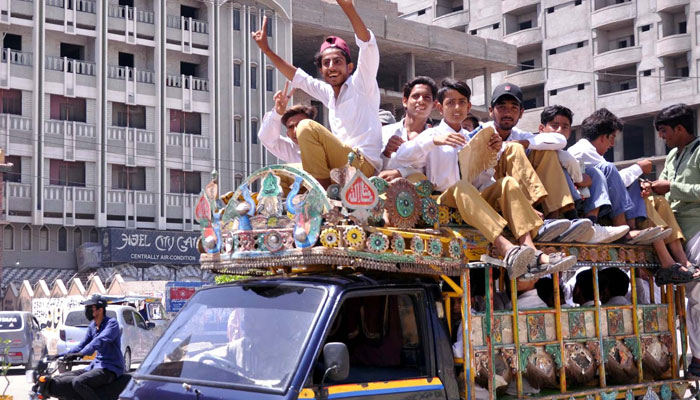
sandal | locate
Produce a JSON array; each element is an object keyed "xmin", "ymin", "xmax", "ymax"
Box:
[
  {"xmin": 503, "ymin": 245, "xmax": 536, "ymax": 280},
  {"xmin": 654, "ymin": 263, "xmax": 700, "ymax": 285},
  {"xmin": 688, "ymin": 360, "xmax": 700, "ymax": 378},
  {"xmin": 522, "ymin": 251, "xmax": 578, "ymax": 281},
  {"xmin": 627, "ymin": 227, "xmax": 662, "ymax": 245}
]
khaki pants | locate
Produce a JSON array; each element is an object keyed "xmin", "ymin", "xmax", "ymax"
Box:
[
  {"xmin": 295, "ymin": 119, "xmax": 375, "ymax": 180},
  {"xmin": 495, "ymin": 143, "xmax": 574, "ymax": 215},
  {"xmin": 640, "ymin": 195, "xmax": 685, "ymax": 244},
  {"xmin": 438, "ymin": 176, "xmax": 543, "ymax": 243}
]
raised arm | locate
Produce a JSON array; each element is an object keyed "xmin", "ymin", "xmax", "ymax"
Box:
[
  {"xmin": 337, "ymin": 0, "xmax": 370, "ymax": 42},
  {"xmin": 252, "ymin": 16, "xmax": 296, "ymax": 81}
]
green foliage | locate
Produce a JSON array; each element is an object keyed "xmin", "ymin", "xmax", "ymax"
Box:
[
  {"xmin": 0, "ymin": 336, "xmax": 11, "ymax": 396},
  {"xmin": 215, "ymin": 274, "xmax": 247, "ymax": 285}
]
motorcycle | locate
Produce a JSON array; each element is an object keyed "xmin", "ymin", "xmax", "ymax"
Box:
[{"xmin": 28, "ymin": 355, "xmax": 132, "ymax": 400}]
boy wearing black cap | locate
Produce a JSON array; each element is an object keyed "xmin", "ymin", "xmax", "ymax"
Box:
[
  {"xmin": 252, "ymin": 1, "xmax": 381, "ymax": 188},
  {"xmin": 487, "ymin": 83, "xmax": 577, "ymax": 236}
]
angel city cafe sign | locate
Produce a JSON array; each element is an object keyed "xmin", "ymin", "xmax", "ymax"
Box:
[{"xmin": 102, "ymin": 228, "xmax": 200, "ymax": 265}]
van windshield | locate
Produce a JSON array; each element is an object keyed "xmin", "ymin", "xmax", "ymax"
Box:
[
  {"xmin": 138, "ymin": 283, "xmax": 326, "ymax": 392},
  {"xmin": 0, "ymin": 313, "xmax": 22, "ymax": 330},
  {"xmin": 65, "ymin": 310, "xmax": 117, "ymax": 327}
]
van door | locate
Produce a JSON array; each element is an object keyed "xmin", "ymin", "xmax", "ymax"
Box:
[
  {"xmin": 301, "ymin": 290, "xmax": 447, "ymax": 400},
  {"xmin": 132, "ymin": 311, "xmax": 151, "ymax": 360},
  {"xmin": 121, "ymin": 309, "xmax": 137, "ymax": 359},
  {"xmin": 30, "ymin": 317, "xmax": 45, "ymax": 359}
]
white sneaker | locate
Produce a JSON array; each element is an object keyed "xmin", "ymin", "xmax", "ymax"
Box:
[{"xmin": 587, "ymin": 224, "xmax": 630, "ymax": 244}]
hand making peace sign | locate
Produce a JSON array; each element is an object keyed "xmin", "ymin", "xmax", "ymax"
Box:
[{"xmin": 273, "ymin": 81, "xmax": 296, "ymax": 116}]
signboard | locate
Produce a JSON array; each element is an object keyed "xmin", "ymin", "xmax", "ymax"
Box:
[
  {"xmin": 102, "ymin": 228, "xmax": 200, "ymax": 265},
  {"xmin": 340, "ymin": 171, "xmax": 378, "ymax": 209},
  {"xmin": 165, "ymin": 281, "xmax": 203, "ymax": 313}
]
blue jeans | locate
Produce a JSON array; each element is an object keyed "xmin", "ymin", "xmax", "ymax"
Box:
[
  {"xmin": 563, "ymin": 170, "xmax": 582, "ymax": 202},
  {"xmin": 583, "ymin": 166, "xmax": 611, "ymax": 215},
  {"xmin": 593, "ymin": 162, "xmax": 646, "ymax": 220}
]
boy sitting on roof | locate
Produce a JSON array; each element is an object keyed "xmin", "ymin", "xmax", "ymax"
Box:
[
  {"xmin": 391, "ymin": 78, "xmax": 576, "ymax": 278},
  {"xmin": 251, "ymin": 0, "xmax": 381, "ymax": 188}
]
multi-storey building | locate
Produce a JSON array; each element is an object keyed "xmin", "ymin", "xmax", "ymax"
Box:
[
  {"xmin": 396, "ymin": 0, "xmax": 700, "ymax": 166},
  {"xmin": 0, "ymin": 0, "xmax": 515, "ymax": 292}
]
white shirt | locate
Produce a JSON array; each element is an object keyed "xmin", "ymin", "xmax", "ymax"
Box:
[
  {"xmin": 291, "ymin": 31, "xmax": 382, "ymax": 171},
  {"xmin": 258, "ymin": 110, "xmax": 302, "ymax": 163},
  {"xmin": 504, "ymin": 126, "xmax": 568, "ymax": 151},
  {"xmin": 391, "ymin": 120, "xmax": 494, "ymax": 192},
  {"xmin": 381, "ymin": 119, "xmax": 424, "ymax": 178},
  {"xmin": 567, "ymin": 138, "xmax": 643, "ymax": 187},
  {"xmin": 604, "ymin": 295, "xmax": 631, "ymax": 306},
  {"xmin": 505, "ymin": 289, "xmax": 548, "ymax": 310}
]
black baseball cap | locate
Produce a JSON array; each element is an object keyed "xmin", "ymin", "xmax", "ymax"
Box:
[
  {"xmin": 491, "ymin": 82, "xmax": 523, "ymax": 107},
  {"xmin": 82, "ymin": 294, "xmax": 108, "ymax": 308}
]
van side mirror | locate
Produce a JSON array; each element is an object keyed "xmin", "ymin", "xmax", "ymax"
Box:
[
  {"xmin": 322, "ymin": 342, "xmax": 349, "ymax": 382},
  {"xmin": 146, "ymin": 322, "xmax": 155, "ymax": 330}
]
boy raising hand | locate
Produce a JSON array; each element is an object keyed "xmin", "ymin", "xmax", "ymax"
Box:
[{"xmin": 252, "ymin": 1, "xmax": 382, "ymax": 188}]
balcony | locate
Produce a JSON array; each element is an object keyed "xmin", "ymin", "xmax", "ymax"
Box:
[
  {"xmin": 0, "ymin": 49, "xmax": 32, "ymax": 87},
  {"xmin": 106, "ymin": 126, "xmax": 156, "ymax": 167},
  {"xmin": 107, "ymin": 65, "xmax": 156, "ymax": 102},
  {"xmin": 43, "ymin": 185, "xmax": 96, "ymax": 225},
  {"xmin": 44, "ymin": 120, "xmax": 96, "ymax": 161},
  {"xmin": 108, "ymin": 4, "xmax": 155, "ymax": 43},
  {"xmin": 502, "ymin": 27, "xmax": 542, "ymax": 48},
  {"xmin": 502, "ymin": 0, "xmax": 540, "ymax": 14},
  {"xmin": 45, "ymin": 56, "xmax": 97, "ymax": 96},
  {"xmin": 166, "ymin": 15, "xmax": 209, "ymax": 53},
  {"xmin": 591, "ymin": 1, "xmax": 635, "ymax": 29},
  {"xmin": 656, "ymin": 34, "xmax": 691, "ymax": 58},
  {"xmin": 166, "ymin": 74, "xmax": 209, "ymax": 111},
  {"xmin": 166, "ymin": 132, "xmax": 211, "ymax": 171},
  {"xmin": 656, "ymin": 0, "xmax": 688, "ymax": 12},
  {"xmin": 165, "ymin": 193, "xmax": 198, "ymax": 230},
  {"xmin": 106, "ymin": 190, "xmax": 156, "ymax": 228},
  {"xmin": 506, "ymin": 67, "xmax": 546, "ymax": 88},
  {"xmin": 45, "ymin": 0, "xmax": 96, "ymax": 33},
  {"xmin": 4, "ymin": 182, "xmax": 32, "ymax": 217},
  {"xmin": 661, "ymin": 78, "xmax": 694, "ymax": 100},
  {"xmin": 432, "ymin": 9, "xmax": 469, "ymax": 30},
  {"xmin": 596, "ymin": 88, "xmax": 638, "ymax": 110},
  {"xmin": 0, "ymin": 0, "xmax": 34, "ymax": 22},
  {"xmin": 0, "ymin": 114, "xmax": 32, "ymax": 153},
  {"xmin": 593, "ymin": 46, "xmax": 641, "ymax": 71}
]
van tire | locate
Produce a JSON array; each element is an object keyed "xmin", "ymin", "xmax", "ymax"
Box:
[{"xmin": 124, "ymin": 348, "xmax": 131, "ymax": 372}]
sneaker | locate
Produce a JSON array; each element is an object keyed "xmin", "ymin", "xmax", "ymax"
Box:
[
  {"xmin": 627, "ymin": 226, "xmax": 663, "ymax": 245},
  {"xmin": 587, "ymin": 224, "xmax": 630, "ymax": 244},
  {"xmin": 633, "ymin": 227, "xmax": 674, "ymax": 245},
  {"xmin": 557, "ymin": 219, "xmax": 594, "ymax": 243},
  {"xmin": 537, "ymin": 219, "xmax": 572, "ymax": 242}
]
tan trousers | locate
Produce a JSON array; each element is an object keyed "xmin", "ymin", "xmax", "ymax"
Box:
[
  {"xmin": 495, "ymin": 143, "xmax": 574, "ymax": 215},
  {"xmin": 295, "ymin": 119, "xmax": 376, "ymax": 180},
  {"xmin": 640, "ymin": 195, "xmax": 685, "ymax": 244},
  {"xmin": 438, "ymin": 176, "xmax": 543, "ymax": 243}
]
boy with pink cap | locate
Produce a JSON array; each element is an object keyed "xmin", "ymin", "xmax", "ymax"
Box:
[{"xmin": 252, "ymin": 1, "xmax": 382, "ymax": 188}]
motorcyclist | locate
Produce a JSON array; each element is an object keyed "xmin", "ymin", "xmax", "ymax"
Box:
[{"xmin": 54, "ymin": 294, "xmax": 125, "ymax": 400}]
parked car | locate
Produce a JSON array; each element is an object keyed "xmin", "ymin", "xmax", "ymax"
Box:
[
  {"xmin": 0, "ymin": 311, "xmax": 47, "ymax": 372},
  {"xmin": 56, "ymin": 305, "xmax": 157, "ymax": 371}
]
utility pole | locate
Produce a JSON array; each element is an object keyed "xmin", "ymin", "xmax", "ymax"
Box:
[{"xmin": 0, "ymin": 148, "xmax": 14, "ymax": 306}]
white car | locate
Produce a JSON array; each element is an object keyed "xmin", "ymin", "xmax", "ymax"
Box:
[{"xmin": 56, "ymin": 305, "xmax": 157, "ymax": 371}]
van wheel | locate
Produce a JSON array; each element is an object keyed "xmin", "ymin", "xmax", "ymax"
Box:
[{"xmin": 123, "ymin": 348, "xmax": 131, "ymax": 372}]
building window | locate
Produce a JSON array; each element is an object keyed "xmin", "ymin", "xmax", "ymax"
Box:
[
  {"xmin": 49, "ymin": 160, "xmax": 86, "ymax": 187},
  {"xmin": 519, "ymin": 20, "xmax": 532, "ymax": 31},
  {"xmin": 233, "ymin": 9, "xmax": 241, "ymax": 31},
  {"xmin": 73, "ymin": 228, "xmax": 82, "ymax": 249},
  {"xmin": 251, "ymin": 66, "xmax": 257, "ymax": 89},
  {"xmin": 417, "ymin": 9, "xmax": 426, "ymax": 16},
  {"xmin": 251, "ymin": 120, "xmax": 258, "ymax": 144},
  {"xmin": 170, "ymin": 109, "xmax": 202, "ymax": 135},
  {"xmin": 3, "ymin": 33, "xmax": 21, "ymax": 51},
  {"xmin": 522, "ymin": 98, "xmax": 537, "ymax": 110},
  {"xmin": 575, "ymin": 0, "xmax": 582, "ymax": 5},
  {"xmin": 641, "ymin": 24, "xmax": 651, "ymax": 32},
  {"xmin": 169, "ymin": 170, "xmax": 201, "ymax": 194},
  {"xmin": 642, "ymin": 70, "xmax": 652, "ymax": 76},
  {"xmin": 89, "ymin": 228, "xmax": 98, "ymax": 242},
  {"xmin": 678, "ymin": 21, "xmax": 687, "ymax": 34},
  {"xmin": 250, "ymin": 13, "xmax": 257, "ymax": 32},
  {"xmin": 234, "ymin": 118, "xmax": 242, "ymax": 142},
  {"xmin": 266, "ymin": 15, "xmax": 273, "ymax": 37},
  {"xmin": 181, "ymin": 5, "xmax": 198, "ymax": 19},
  {"xmin": 547, "ymin": 7, "xmax": 554, "ymax": 13},
  {"xmin": 112, "ymin": 165, "xmax": 146, "ymax": 191},
  {"xmin": 234, "ymin": 174, "xmax": 243, "ymax": 188},
  {"xmin": 21, "ymin": 225, "xmax": 31, "ymax": 251},
  {"xmin": 266, "ymin": 68, "xmax": 274, "ymax": 92},
  {"xmin": 50, "ymin": 95, "xmax": 87, "ymax": 122},
  {"xmin": 548, "ymin": 48, "xmax": 557, "ymax": 55},
  {"xmin": 470, "ymin": 29, "xmax": 477, "ymax": 35},
  {"xmin": 620, "ymin": 82, "xmax": 630, "ymax": 91},
  {"xmin": 5, "ymin": 155, "xmax": 21, "ymax": 183},
  {"xmin": 0, "ymin": 89, "xmax": 22, "ymax": 115},
  {"xmin": 58, "ymin": 227, "xmax": 67, "ymax": 252},
  {"xmin": 550, "ymin": 89, "xmax": 558, "ymax": 96},
  {"xmin": 577, "ymin": 41, "xmax": 586, "ymax": 48},
  {"xmin": 234, "ymin": 63, "xmax": 241, "ymax": 87},
  {"xmin": 3, "ymin": 225, "xmax": 13, "ymax": 250},
  {"xmin": 112, "ymin": 103, "xmax": 146, "ymax": 129},
  {"xmin": 578, "ymin": 83, "xmax": 585, "ymax": 90},
  {"xmin": 492, "ymin": 23, "xmax": 499, "ymax": 29},
  {"xmin": 680, "ymin": 66, "xmax": 689, "ymax": 77},
  {"xmin": 39, "ymin": 226, "xmax": 49, "ymax": 251},
  {"xmin": 521, "ymin": 59, "xmax": 535, "ymax": 71}
]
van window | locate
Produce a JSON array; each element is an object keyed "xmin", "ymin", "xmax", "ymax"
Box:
[
  {"xmin": 0, "ymin": 313, "xmax": 22, "ymax": 330},
  {"xmin": 123, "ymin": 310, "xmax": 135, "ymax": 326},
  {"xmin": 317, "ymin": 293, "xmax": 427, "ymax": 384},
  {"xmin": 133, "ymin": 312, "xmax": 147, "ymax": 329}
]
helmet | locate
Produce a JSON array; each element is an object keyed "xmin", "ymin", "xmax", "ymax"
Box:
[{"xmin": 81, "ymin": 294, "xmax": 108, "ymax": 309}]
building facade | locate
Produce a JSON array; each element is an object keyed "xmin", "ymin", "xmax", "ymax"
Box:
[
  {"xmin": 396, "ymin": 0, "xmax": 700, "ymax": 166},
  {"xmin": 0, "ymin": 0, "xmax": 516, "ymax": 291}
]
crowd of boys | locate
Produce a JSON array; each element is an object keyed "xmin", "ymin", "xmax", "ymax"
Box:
[{"xmin": 252, "ymin": 0, "xmax": 700, "ymax": 379}]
